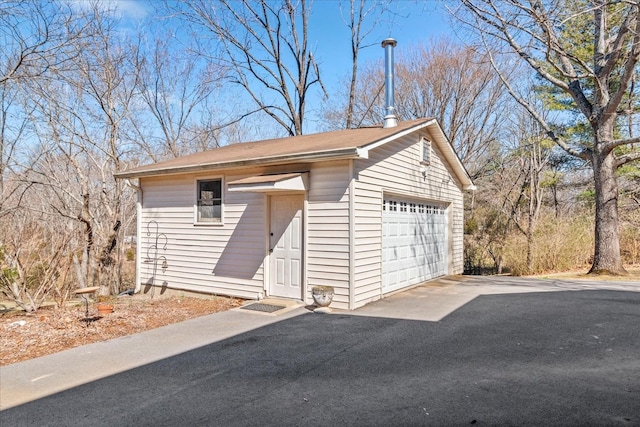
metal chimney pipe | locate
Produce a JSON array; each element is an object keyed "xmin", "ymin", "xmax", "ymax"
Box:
[{"xmin": 381, "ymin": 38, "xmax": 398, "ymax": 128}]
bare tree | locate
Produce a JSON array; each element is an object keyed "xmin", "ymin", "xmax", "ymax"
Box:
[
  {"xmin": 133, "ymin": 33, "xmax": 223, "ymax": 161},
  {"xmin": 0, "ymin": 82, "xmax": 28, "ymax": 218},
  {"xmin": 504, "ymin": 112, "xmax": 553, "ymax": 273},
  {"xmin": 0, "ymin": 1, "xmax": 95, "ymax": 84},
  {"xmin": 0, "ymin": 1, "xmax": 96, "ymax": 218},
  {"xmin": 326, "ymin": 58, "xmax": 383, "ymax": 128},
  {"xmin": 174, "ymin": 0, "xmax": 326, "ymax": 136},
  {"xmin": 335, "ymin": 39, "xmax": 511, "ymax": 177},
  {"xmin": 464, "ymin": 114, "xmax": 553, "ymax": 275},
  {"xmin": 464, "ymin": 157, "xmax": 521, "ymax": 274},
  {"xmin": 455, "ymin": 0, "xmax": 640, "ymax": 274},
  {"xmin": 68, "ymin": 10, "xmax": 139, "ymax": 297},
  {"xmin": 341, "ymin": 0, "xmax": 391, "ymax": 129},
  {"xmin": 0, "ymin": 210, "xmax": 71, "ymax": 312},
  {"xmin": 0, "ymin": 1, "xmax": 104, "ymax": 308},
  {"xmin": 397, "ymin": 40, "xmax": 511, "ymax": 177},
  {"xmin": 20, "ymin": 3, "xmax": 139, "ymax": 297}
]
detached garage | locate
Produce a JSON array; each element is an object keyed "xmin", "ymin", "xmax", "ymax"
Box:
[{"xmin": 115, "ymin": 118, "xmax": 475, "ymax": 310}]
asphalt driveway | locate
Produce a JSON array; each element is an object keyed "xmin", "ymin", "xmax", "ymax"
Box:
[{"xmin": 2, "ymin": 284, "xmax": 639, "ymax": 426}]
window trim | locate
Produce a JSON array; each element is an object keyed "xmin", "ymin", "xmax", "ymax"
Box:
[{"xmin": 194, "ymin": 177, "xmax": 224, "ymax": 225}]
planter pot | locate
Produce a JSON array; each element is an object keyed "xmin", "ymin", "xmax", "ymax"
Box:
[
  {"xmin": 97, "ymin": 303, "xmax": 114, "ymax": 315},
  {"xmin": 311, "ymin": 286, "xmax": 334, "ymax": 307}
]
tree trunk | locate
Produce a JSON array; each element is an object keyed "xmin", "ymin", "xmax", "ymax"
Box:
[
  {"xmin": 346, "ymin": 58, "xmax": 357, "ymax": 129},
  {"xmin": 552, "ymin": 184, "xmax": 559, "ymax": 218},
  {"xmin": 526, "ymin": 213, "xmax": 535, "ymax": 274},
  {"xmin": 526, "ymin": 148, "xmax": 535, "ymax": 274},
  {"xmin": 589, "ymin": 139, "xmax": 627, "ymax": 275}
]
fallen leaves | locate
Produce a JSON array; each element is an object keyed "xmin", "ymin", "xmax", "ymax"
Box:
[{"xmin": 0, "ymin": 295, "xmax": 242, "ymax": 366}]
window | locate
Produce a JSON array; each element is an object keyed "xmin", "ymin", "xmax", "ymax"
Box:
[
  {"xmin": 421, "ymin": 137, "xmax": 431, "ymax": 165},
  {"xmin": 197, "ymin": 179, "xmax": 222, "ymax": 223}
]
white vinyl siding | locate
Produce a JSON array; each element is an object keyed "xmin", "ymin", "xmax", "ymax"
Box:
[
  {"xmin": 352, "ymin": 130, "xmax": 465, "ymax": 308},
  {"xmin": 139, "ymin": 173, "xmax": 266, "ymax": 299},
  {"xmin": 306, "ymin": 160, "xmax": 351, "ymax": 310},
  {"xmin": 139, "ymin": 162, "xmax": 353, "ymax": 309}
]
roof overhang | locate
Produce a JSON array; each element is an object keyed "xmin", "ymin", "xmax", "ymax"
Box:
[
  {"xmin": 114, "ymin": 148, "xmax": 363, "ymax": 179},
  {"xmin": 113, "ymin": 118, "xmax": 474, "ymax": 191},
  {"xmin": 227, "ymin": 172, "xmax": 309, "ymax": 193}
]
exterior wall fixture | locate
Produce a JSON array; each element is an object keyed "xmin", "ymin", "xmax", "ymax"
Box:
[
  {"xmin": 159, "ymin": 256, "xmax": 169, "ymax": 273},
  {"xmin": 143, "ymin": 220, "xmax": 169, "ymax": 297}
]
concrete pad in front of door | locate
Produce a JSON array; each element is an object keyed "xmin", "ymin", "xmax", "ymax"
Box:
[{"xmin": 342, "ymin": 277, "xmax": 479, "ymax": 322}]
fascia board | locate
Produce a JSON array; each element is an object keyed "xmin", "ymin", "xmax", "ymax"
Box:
[{"xmin": 114, "ymin": 148, "xmax": 363, "ymax": 179}]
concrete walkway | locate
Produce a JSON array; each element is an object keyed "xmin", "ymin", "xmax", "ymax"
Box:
[
  {"xmin": 2, "ymin": 276, "xmax": 639, "ymax": 412},
  {"xmin": 0, "ymin": 299, "xmax": 305, "ymax": 410}
]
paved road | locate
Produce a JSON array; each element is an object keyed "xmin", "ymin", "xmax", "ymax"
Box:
[{"xmin": 2, "ymin": 284, "xmax": 639, "ymax": 426}]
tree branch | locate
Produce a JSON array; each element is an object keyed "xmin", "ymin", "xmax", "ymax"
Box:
[
  {"xmin": 615, "ymin": 151, "xmax": 640, "ymax": 168},
  {"xmin": 482, "ymin": 40, "xmax": 590, "ymax": 161},
  {"xmin": 460, "ymin": 0, "xmax": 594, "ymax": 119},
  {"xmin": 604, "ymin": 2, "xmax": 640, "ymax": 116}
]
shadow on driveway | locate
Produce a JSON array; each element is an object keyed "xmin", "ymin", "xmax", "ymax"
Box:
[{"xmin": 2, "ymin": 290, "xmax": 639, "ymax": 426}]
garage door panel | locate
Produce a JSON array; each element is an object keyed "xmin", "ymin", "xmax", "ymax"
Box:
[{"xmin": 382, "ymin": 197, "xmax": 447, "ymax": 294}]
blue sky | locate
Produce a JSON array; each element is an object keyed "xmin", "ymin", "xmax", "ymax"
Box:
[
  {"xmin": 116, "ymin": 1, "xmax": 455, "ymax": 76},
  {"xmin": 305, "ymin": 1, "xmax": 457, "ymax": 132},
  {"xmin": 308, "ymin": 1, "xmax": 454, "ymax": 96},
  {"xmin": 110, "ymin": 0, "xmax": 458, "ymax": 137}
]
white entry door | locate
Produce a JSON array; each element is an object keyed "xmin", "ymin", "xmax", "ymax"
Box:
[
  {"xmin": 269, "ymin": 195, "xmax": 304, "ymax": 299},
  {"xmin": 382, "ymin": 198, "xmax": 447, "ymax": 293}
]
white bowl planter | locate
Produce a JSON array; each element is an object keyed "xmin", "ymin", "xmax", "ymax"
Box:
[{"xmin": 311, "ymin": 286, "xmax": 334, "ymax": 307}]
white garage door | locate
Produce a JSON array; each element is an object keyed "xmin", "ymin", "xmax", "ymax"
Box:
[{"xmin": 382, "ymin": 197, "xmax": 447, "ymax": 293}]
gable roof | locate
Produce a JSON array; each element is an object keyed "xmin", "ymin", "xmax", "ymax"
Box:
[{"xmin": 115, "ymin": 118, "xmax": 475, "ymax": 190}]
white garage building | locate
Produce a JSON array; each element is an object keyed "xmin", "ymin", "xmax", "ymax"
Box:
[{"xmin": 116, "ymin": 117, "xmax": 475, "ymax": 310}]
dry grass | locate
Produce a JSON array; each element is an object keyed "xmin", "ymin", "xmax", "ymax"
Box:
[
  {"xmin": 503, "ymin": 216, "xmax": 595, "ymax": 276},
  {"xmin": 465, "ymin": 209, "xmax": 640, "ymax": 277},
  {"xmin": 529, "ymin": 265, "xmax": 640, "ymax": 281}
]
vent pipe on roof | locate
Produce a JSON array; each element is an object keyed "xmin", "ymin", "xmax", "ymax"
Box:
[{"xmin": 381, "ymin": 38, "xmax": 398, "ymax": 128}]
